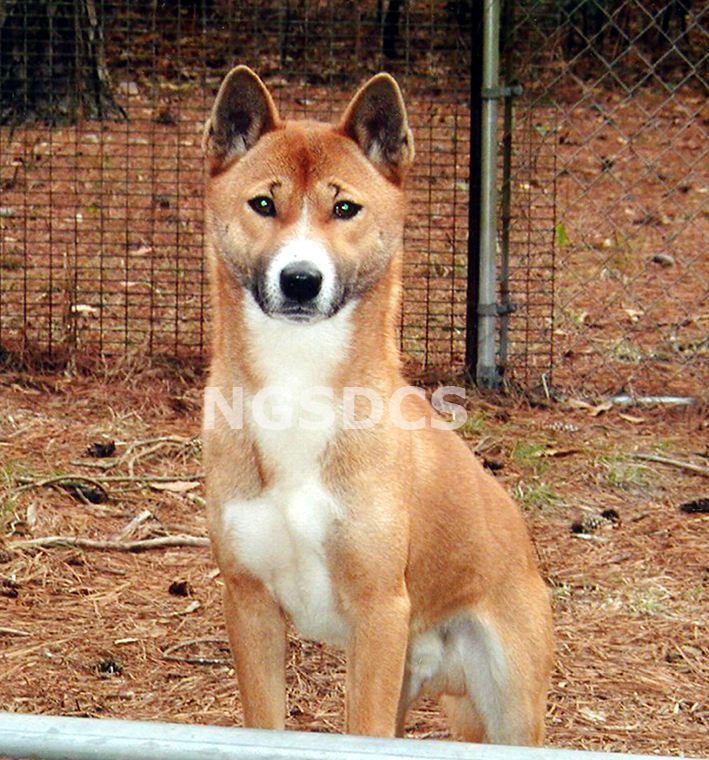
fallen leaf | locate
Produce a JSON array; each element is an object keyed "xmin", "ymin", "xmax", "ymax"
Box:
[
  {"xmin": 624, "ymin": 308, "xmax": 643, "ymax": 322},
  {"xmin": 678, "ymin": 498, "xmax": 709, "ymax": 514},
  {"xmin": 567, "ymin": 398, "xmax": 592, "ymax": 410},
  {"xmin": 71, "ymin": 304, "xmax": 98, "ymax": 316},
  {"xmin": 588, "ymin": 400, "xmax": 613, "ymax": 417},
  {"xmin": 619, "ymin": 413, "xmax": 644, "ymax": 424},
  {"xmin": 541, "ymin": 448, "xmax": 580, "ymax": 458}
]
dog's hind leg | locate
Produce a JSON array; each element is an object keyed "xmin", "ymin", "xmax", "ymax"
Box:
[
  {"xmin": 447, "ymin": 603, "xmax": 551, "ymax": 746},
  {"xmin": 440, "ymin": 694, "xmax": 485, "ymax": 743}
]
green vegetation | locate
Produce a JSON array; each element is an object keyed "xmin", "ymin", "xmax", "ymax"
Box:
[
  {"xmin": 0, "ymin": 461, "xmax": 30, "ymax": 521},
  {"xmin": 511, "ymin": 440, "xmax": 548, "ymax": 475},
  {"xmin": 600, "ymin": 453, "xmax": 654, "ymax": 492},
  {"xmin": 457, "ymin": 411, "xmax": 488, "ymax": 439},
  {"xmin": 555, "ymin": 222, "xmax": 568, "ymax": 249},
  {"xmin": 512, "ymin": 481, "xmax": 560, "ymax": 511}
]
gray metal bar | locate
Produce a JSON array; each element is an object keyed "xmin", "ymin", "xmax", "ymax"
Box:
[
  {"xmin": 481, "ymin": 85, "xmax": 522, "ymax": 99},
  {"xmin": 0, "ymin": 713, "xmax": 699, "ymax": 760},
  {"xmin": 476, "ymin": 0, "xmax": 502, "ymax": 388},
  {"xmin": 464, "ymin": 0, "xmax": 484, "ymax": 382}
]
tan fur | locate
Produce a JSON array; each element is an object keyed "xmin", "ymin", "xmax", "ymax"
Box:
[{"xmin": 203, "ymin": 66, "xmax": 553, "ymax": 744}]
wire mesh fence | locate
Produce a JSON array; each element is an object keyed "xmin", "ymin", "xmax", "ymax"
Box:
[
  {"xmin": 1, "ymin": 1, "xmax": 707, "ymax": 396},
  {"xmin": 498, "ymin": 91, "xmax": 558, "ymax": 391},
  {"xmin": 0, "ymin": 0, "xmax": 471, "ymax": 374},
  {"xmin": 506, "ymin": 0, "xmax": 709, "ymax": 397}
]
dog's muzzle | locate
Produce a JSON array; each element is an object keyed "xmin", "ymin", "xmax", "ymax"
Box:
[{"xmin": 254, "ymin": 240, "xmax": 344, "ymax": 323}]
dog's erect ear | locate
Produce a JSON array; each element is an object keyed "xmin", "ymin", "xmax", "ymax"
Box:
[
  {"xmin": 203, "ymin": 66, "xmax": 280, "ymax": 165},
  {"xmin": 339, "ymin": 73, "xmax": 414, "ymax": 182}
]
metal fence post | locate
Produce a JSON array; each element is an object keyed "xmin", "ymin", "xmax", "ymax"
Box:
[
  {"xmin": 476, "ymin": 0, "xmax": 502, "ymax": 388},
  {"xmin": 465, "ymin": 0, "xmax": 484, "ymax": 384},
  {"xmin": 466, "ymin": 0, "xmax": 503, "ymax": 388}
]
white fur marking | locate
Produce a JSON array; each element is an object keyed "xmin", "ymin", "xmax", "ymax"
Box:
[
  {"xmin": 243, "ymin": 293, "xmax": 353, "ymax": 397},
  {"xmin": 406, "ymin": 628, "xmax": 447, "ymax": 703},
  {"xmin": 454, "ymin": 614, "xmax": 526, "ymax": 744},
  {"xmin": 221, "ymin": 296, "xmax": 355, "ymax": 647},
  {"xmin": 223, "ymin": 482, "xmax": 350, "ymax": 646},
  {"xmin": 265, "ymin": 237, "xmax": 337, "ymax": 314},
  {"xmin": 406, "ymin": 613, "xmax": 525, "ymax": 743}
]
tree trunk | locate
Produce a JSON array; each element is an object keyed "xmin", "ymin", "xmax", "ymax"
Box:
[
  {"xmin": 0, "ymin": 0, "xmax": 124, "ymax": 125},
  {"xmin": 382, "ymin": 0, "xmax": 403, "ymax": 60}
]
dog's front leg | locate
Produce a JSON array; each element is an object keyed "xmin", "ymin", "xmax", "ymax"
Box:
[
  {"xmin": 345, "ymin": 592, "xmax": 411, "ymax": 736},
  {"xmin": 223, "ymin": 573, "xmax": 287, "ymax": 729}
]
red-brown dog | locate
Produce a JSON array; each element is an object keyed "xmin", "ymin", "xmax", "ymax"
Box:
[{"xmin": 202, "ymin": 66, "xmax": 552, "ymax": 745}]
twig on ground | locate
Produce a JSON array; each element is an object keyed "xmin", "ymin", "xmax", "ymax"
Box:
[
  {"xmin": 127, "ymin": 438, "xmax": 195, "ymax": 476},
  {"xmin": 17, "ymin": 474, "xmax": 110, "ymax": 496},
  {"xmin": 161, "ymin": 600, "xmax": 201, "ymax": 618},
  {"xmin": 109, "ymin": 509, "xmax": 152, "ymax": 542},
  {"xmin": 0, "ymin": 628, "xmax": 30, "ymax": 637},
  {"xmin": 17, "ymin": 472, "xmax": 201, "ymax": 487},
  {"xmin": 69, "ymin": 460, "xmax": 115, "ymax": 469},
  {"xmin": 633, "ymin": 453, "xmax": 709, "ymax": 478},
  {"xmin": 92, "ymin": 473, "xmax": 202, "ymax": 483},
  {"xmin": 71, "ymin": 435, "xmax": 196, "ymax": 472},
  {"xmin": 671, "ymin": 643, "xmax": 703, "ymax": 676},
  {"xmin": 186, "ymin": 493, "xmax": 206, "ymax": 507},
  {"xmin": 162, "ymin": 638, "xmax": 230, "ymax": 666},
  {"xmin": 9, "ymin": 534, "xmax": 210, "ymax": 552},
  {"xmin": 571, "ymin": 533, "xmax": 609, "ymax": 542}
]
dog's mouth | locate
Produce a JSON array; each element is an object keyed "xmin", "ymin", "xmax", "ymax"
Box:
[
  {"xmin": 252, "ymin": 289, "xmax": 346, "ymax": 324},
  {"xmin": 268, "ymin": 302, "xmax": 325, "ymax": 324}
]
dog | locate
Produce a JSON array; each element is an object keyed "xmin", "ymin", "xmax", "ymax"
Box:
[{"xmin": 202, "ymin": 65, "xmax": 553, "ymax": 745}]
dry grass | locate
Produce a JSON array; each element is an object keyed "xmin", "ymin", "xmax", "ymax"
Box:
[{"xmin": 1, "ymin": 365, "xmax": 708, "ymax": 755}]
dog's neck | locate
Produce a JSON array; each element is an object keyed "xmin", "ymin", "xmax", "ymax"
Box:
[{"xmin": 209, "ymin": 252, "xmax": 403, "ymax": 396}]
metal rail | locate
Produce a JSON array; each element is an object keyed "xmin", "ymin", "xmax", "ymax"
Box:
[
  {"xmin": 0, "ymin": 713, "xmax": 698, "ymax": 760},
  {"xmin": 475, "ymin": 0, "xmax": 502, "ymax": 388}
]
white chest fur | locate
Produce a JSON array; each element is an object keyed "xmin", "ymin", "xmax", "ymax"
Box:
[{"xmin": 221, "ymin": 297, "xmax": 354, "ymax": 647}]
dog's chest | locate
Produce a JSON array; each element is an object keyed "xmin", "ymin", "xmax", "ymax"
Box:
[
  {"xmin": 223, "ymin": 471, "xmax": 349, "ymax": 647},
  {"xmin": 222, "ymin": 301, "xmax": 352, "ymax": 647}
]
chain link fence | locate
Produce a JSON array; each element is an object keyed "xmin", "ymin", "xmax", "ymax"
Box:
[{"xmin": 505, "ymin": 0, "xmax": 709, "ymax": 397}]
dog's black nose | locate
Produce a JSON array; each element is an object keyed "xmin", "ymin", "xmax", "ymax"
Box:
[{"xmin": 279, "ymin": 262, "xmax": 323, "ymax": 303}]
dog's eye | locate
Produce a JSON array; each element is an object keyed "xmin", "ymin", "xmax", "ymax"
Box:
[
  {"xmin": 333, "ymin": 200, "xmax": 362, "ymax": 220},
  {"xmin": 248, "ymin": 196, "xmax": 276, "ymax": 217}
]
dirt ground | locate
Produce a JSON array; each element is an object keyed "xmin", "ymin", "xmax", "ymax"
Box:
[{"xmin": 0, "ymin": 363, "xmax": 707, "ymax": 757}]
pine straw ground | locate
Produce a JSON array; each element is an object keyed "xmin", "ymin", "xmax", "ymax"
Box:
[{"xmin": 0, "ymin": 364, "xmax": 707, "ymax": 757}]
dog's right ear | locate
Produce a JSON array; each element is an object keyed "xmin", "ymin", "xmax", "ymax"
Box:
[{"xmin": 203, "ymin": 66, "xmax": 281, "ymax": 167}]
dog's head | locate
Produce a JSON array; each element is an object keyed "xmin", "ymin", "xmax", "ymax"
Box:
[{"xmin": 203, "ymin": 66, "xmax": 414, "ymax": 324}]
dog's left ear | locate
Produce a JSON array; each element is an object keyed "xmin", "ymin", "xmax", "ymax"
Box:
[{"xmin": 339, "ymin": 73, "xmax": 414, "ymax": 183}]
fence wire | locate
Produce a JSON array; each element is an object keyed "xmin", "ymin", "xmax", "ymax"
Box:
[
  {"xmin": 2, "ymin": 1, "xmax": 706, "ymax": 396},
  {"xmin": 0, "ymin": 0, "xmax": 470, "ymax": 375},
  {"xmin": 507, "ymin": 0, "xmax": 709, "ymax": 397}
]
